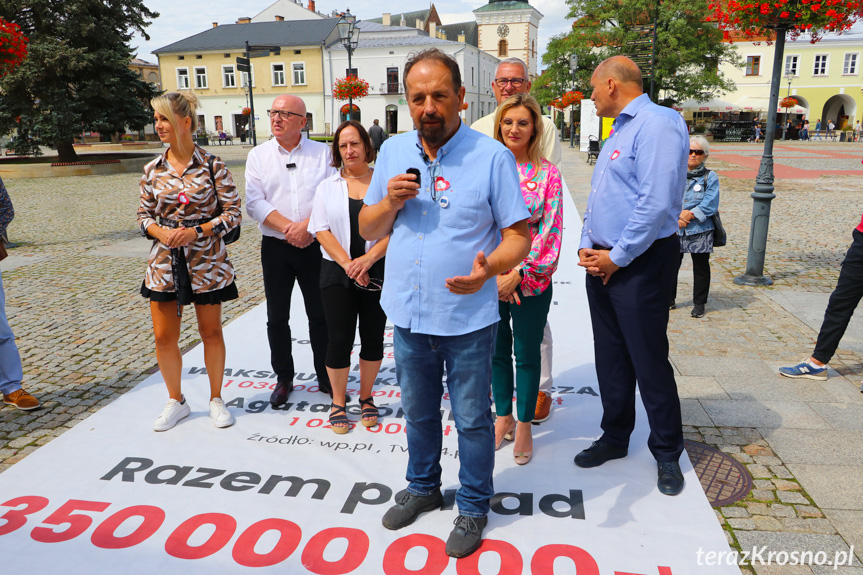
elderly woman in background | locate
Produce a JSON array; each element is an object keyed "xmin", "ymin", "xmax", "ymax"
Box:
[
  {"xmin": 309, "ymin": 120, "xmax": 388, "ymax": 434},
  {"xmin": 491, "ymin": 93, "xmax": 563, "ymax": 465},
  {"xmin": 137, "ymin": 91, "xmax": 242, "ymax": 431},
  {"xmin": 672, "ymin": 134, "xmax": 719, "ymax": 319}
]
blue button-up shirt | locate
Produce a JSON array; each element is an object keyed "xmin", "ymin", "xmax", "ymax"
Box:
[
  {"xmin": 580, "ymin": 94, "xmax": 688, "ymax": 266},
  {"xmin": 365, "ymin": 123, "xmax": 529, "ymax": 336}
]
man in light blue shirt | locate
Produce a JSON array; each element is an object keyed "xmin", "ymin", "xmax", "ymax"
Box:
[
  {"xmin": 360, "ymin": 48, "xmax": 530, "ymax": 558},
  {"xmin": 575, "ymin": 56, "xmax": 689, "ymax": 496}
]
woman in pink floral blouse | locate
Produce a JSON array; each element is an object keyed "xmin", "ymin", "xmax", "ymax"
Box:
[
  {"xmin": 491, "ymin": 93, "xmax": 563, "ymax": 465},
  {"xmin": 137, "ymin": 92, "xmax": 242, "ymax": 432}
]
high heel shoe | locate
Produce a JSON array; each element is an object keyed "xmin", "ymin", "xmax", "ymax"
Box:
[
  {"xmin": 513, "ymin": 423, "xmax": 533, "ymax": 465},
  {"xmin": 494, "ymin": 418, "xmax": 516, "ymax": 451}
]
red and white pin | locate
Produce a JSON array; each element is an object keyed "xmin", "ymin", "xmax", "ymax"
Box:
[
  {"xmin": 525, "ymin": 181, "xmax": 539, "ymax": 192},
  {"xmin": 178, "ymin": 191, "xmax": 190, "ymax": 204},
  {"xmin": 610, "ymin": 150, "xmax": 621, "ymax": 160},
  {"xmin": 434, "ymin": 177, "xmax": 450, "ymax": 192}
]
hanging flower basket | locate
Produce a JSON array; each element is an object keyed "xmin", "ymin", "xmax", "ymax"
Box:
[
  {"xmin": 241, "ymin": 107, "xmax": 251, "ymax": 116},
  {"xmin": 780, "ymin": 96, "xmax": 799, "ymax": 108},
  {"xmin": 0, "ymin": 18, "xmax": 28, "ymax": 77},
  {"xmin": 708, "ymin": 0, "xmax": 863, "ymax": 41},
  {"xmin": 561, "ymin": 91, "xmax": 584, "ymax": 108},
  {"xmin": 333, "ymin": 76, "xmax": 370, "ymax": 101},
  {"xmin": 340, "ymin": 103, "xmax": 360, "ymax": 114}
]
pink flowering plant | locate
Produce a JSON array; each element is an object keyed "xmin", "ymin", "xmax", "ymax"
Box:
[{"xmin": 709, "ymin": 0, "xmax": 863, "ymax": 41}]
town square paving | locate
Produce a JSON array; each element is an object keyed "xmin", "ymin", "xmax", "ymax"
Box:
[{"xmin": 2, "ymin": 139, "xmax": 863, "ymax": 573}]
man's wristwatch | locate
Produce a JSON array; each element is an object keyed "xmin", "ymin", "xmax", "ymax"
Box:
[{"xmin": 194, "ymin": 225, "xmax": 205, "ymax": 239}]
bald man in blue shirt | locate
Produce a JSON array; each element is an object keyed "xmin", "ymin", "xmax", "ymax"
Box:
[{"xmin": 575, "ymin": 56, "xmax": 689, "ymax": 496}]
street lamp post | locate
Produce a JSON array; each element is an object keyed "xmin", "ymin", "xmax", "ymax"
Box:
[
  {"xmin": 782, "ymin": 71, "xmax": 794, "ymax": 140},
  {"xmin": 734, "ymin": 26, "xmax": 790, "ymax": 287},
  {"xmin": 569, "ymin": 54, "xmax": 578, "ymax": 148},
  {"xmin": 337, "ymin": 9, "xmax": 360, "ymax": 122}
]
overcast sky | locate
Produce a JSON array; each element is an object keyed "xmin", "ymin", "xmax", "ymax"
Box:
[{"xmin": 132, "ymin": 0, "xmax": 573, "ymax": 68}]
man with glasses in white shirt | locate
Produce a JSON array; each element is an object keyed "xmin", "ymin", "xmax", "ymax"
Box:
[
  {"xmin": 246, "ymin": 95, "xmax": 337, "ymax": 407},
  {"xmin": 471, "ymin": 57, "xmax": 561, "ymax": 425}
]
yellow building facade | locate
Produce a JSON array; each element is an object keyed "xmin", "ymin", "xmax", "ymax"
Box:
[
  {"xmin": 154, "ymin": 19, "xmax": 340, "ymax": 139},
  {"xmin": 722, "ymin": 32, "xmax": 863, "ymax": 130}
]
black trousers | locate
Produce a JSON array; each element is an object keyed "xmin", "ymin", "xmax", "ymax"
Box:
[
  {"xmin": 261, "ymin": 236, "xmax": 330, "ymax": 390},
  {"xmin": 320, "ymin": 284, "xmax": 387, "ymax": 369},
  {"xmin": 812, "ymin": 228, "xmax": 863, "ymax": 365},
  {"xmin": 585, "ymin": 235, "xmax": 684, "ymax": 462},
  {"xmin": 674, "ymin": 252, "xmax": 711, "ymax": 305}
]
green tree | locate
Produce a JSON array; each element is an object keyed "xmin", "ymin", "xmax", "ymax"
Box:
[
  {"xmin": 537, "ymin": 0, "xmax": 740, "ymax": 108},
  {"xmin": 0, "ymin": 0, "xmax": 159, "ymax": 161}
]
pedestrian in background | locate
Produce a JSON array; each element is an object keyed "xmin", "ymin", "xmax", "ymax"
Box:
[
  {"xmin": 0, "ymin": 176, "xmax": 40, "ymax": 411},
  {"xmin": 369, "ymin": 119, "xmax": 387, "ymax": 155},
  {"xmin": 672, "ymin": 135, "xmax": 720, "ymax": 319},
  {"xmin": 137, "ymin": 92, "xmax": 241, "ymax": 431}
]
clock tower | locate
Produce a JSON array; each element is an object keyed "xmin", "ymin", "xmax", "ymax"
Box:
[{"xmin": 474, "ymin": 0, "xmax": 543, "ymax": 77}]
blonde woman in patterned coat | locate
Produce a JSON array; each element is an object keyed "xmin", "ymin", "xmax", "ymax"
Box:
[{"xmin": 136, "ymin": 92, "xmax": 242, "ymax": 431}]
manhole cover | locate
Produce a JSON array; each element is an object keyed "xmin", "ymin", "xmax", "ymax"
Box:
[{"xmin": 685, "ymin": 440, "xmax": 752, "ymax": 507}]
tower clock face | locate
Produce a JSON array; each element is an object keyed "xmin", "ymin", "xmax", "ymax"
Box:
[{"xmin": 497, "ymin": 24, "xmax": 509, "ymax": 37}]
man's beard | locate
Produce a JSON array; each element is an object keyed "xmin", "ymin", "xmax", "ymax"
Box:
[{"xmin": 417, "ymin": 113, "xmax": 449, "ymax": 145}]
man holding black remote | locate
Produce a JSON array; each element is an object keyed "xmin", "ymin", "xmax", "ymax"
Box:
[
  {"xmin": 359, "ymin": 48, "xmax": 531, "ymax": 558},
  {"xmin": 246, "ymin": 94, "xmax": 336, "ymax": 406}
]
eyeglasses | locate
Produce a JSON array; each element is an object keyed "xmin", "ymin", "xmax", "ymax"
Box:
[
  {"xmin": 689, "ymin": 149, "xmax": 706, "ymax": 156},
  {"xmin": 353, "ymin": 278, "xmax": 383, "ymax": 292},
  {"xmin": 500, "ymin": 118, "xmax": 532, "ymax": 130},
  {"xmin": 494, "ymin": 77, "xmax": 526, "ymax": 88},
  {"xmin": 267, "ymin": 109, "xmax": 304, "ymax": 121}
]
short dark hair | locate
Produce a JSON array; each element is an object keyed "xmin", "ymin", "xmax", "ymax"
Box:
[
  {"xmin": 331, "ymin": 120, "xmax": 375, "ymax": 168},
  {"xmin": 403, "ymin": 48, "xmax": 462, "ymax": 93}
]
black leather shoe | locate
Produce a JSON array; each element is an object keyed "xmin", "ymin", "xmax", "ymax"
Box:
[
  {"xmin": 657, "ymin": 461, "xmax": 685, "ymax": 495},
  {"xmin": 269, "ymin": 381, "xmax": 293, "ymax": 408},
  {"xmin": 382, "ymin": 489, "xmax": 444, "ymax": 530},
  {"xmin": 691, "ymin": 304, "xmax": 705, "ymax": 318},
  {"xmin": 574, "ymin": 440, "xmax": 628, "ymax": 468},
  {"xmin": 445, "ymin": 514, "xmax": 488, "ymax": 558}
]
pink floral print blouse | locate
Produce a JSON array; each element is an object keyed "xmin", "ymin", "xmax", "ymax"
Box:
[{"xmin": 516, "ymin": 159, "xmax": 563, "ymax": 296}]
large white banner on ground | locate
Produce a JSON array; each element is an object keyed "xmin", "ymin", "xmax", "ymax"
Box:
[{"xmin": 0, "ymin": 190, "xmax": 738, "ymax": 574}]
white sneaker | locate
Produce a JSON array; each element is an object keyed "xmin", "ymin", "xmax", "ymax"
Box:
[
  {"xmin": 153, "ymin": 397, "xmax": 191, "ymax": 431},
  {"xmin": 209, "ymin": 398, "xmax": 235, "ymax": 428}
]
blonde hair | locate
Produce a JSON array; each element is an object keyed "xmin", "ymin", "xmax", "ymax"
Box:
[
  {"xmin": 151, "ymin": 92, "xmax": 200, "ymax": 155},
  {"xmin": 493, "ymin": 93, "xmax": 544, "ymax": 166}
]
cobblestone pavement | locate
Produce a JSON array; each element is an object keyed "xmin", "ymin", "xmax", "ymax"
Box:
[{"xmin": 2, "ymin": 140, "xmax": 863, "ymax": 574}]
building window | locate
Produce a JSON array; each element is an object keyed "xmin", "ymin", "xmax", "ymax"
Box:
[
  {"xmin": 177, "ymin": 68, "xmax": 189, "ymax": 89},
  {"xmin": 177, "ymin": 55, "xmax": 184, "ymax": 60},
  {"xmin": 294, "ymin": 49, "xmax": 301, "ymax": 55},
  {"xmin": 345, "ymin": 67, "xmax": 357, "ymax": 78},
  {"xmin": 292, "ymin": 62, "xmax": 306, "ymax": 85},
  {"xmin": 784, "ymin": 55, "xmax": 798, "ymax": 76},
  {"xmin": 305, "ymin": 112, "xmax": 313, "ymax": 131},
  {"xmin": 222, "ymin": 65, "xmax": 236, "ymax": 88},
  {"xmin": 745, "ymin": 56, "xmax": 760, "ymax": 76},
  {"xmin": 242, "ymin": 70, "xmax": 255, "ymax": 88},
  {"xmin": 814, "ymin": 54, "xmax": 828, "ymax": 76},
  {"xmin": 498, "ymin": 39, "xmax": 508, "ymax": 57},
  {"xmin": 272, "ymin": 63, "xmax": 286, "ymax": 86},
  {"xmin": 843, "ymin": 53, "xmax": 858, "ymax": 75},
  {"xmin": 194, "ymin": 66, "xmax": 208, "ymax": 89},
  {"xmin": 386, "ymin": 67, "xmax": 399, "ymax": 94}
]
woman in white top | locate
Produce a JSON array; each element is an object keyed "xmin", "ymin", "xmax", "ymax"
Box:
[{"xmin": 308, "ymin": 121, "xmax": 389, "ymax": 434}]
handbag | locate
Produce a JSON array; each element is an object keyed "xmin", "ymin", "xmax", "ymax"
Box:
[
  {"xmin": 208, "ymin": 156, "xmax": 240, "ymax": 245},
  {"xmin": 711, "ymin": 211, "xmax": 727, "ymax": 247}
]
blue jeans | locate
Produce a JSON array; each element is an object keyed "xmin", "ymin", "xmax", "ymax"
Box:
[
  {"xmin": 0, "ymin": 270, "xmax": 23, "ymax": 396},
  {"xmin": 393, "ymin": 324, "xmax": 497, "ymax": 518}
]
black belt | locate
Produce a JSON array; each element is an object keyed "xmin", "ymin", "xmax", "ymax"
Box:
[{"xmin": 158, "ymin": 217, "xmax": 208, "ymax": 228}]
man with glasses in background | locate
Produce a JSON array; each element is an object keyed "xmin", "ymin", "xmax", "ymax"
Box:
[
  {"xmin": 472, "ymin": 57, "xmax": 561, "ymax": 425},
  {"xmin": 360, "ymin": 48, "xmax": 531, "ymax": 558},
  {"xmin": 246, "ymin": 95, "xmax": 337, "ymax": 407}
]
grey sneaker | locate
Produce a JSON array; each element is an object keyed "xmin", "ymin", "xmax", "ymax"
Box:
[
  {"xmin": 445, "ymin": 514, "xmax": 488, "ymax": 558},
  {"xmin": 381, "ymin": 489, "xmax": 444, "ymax": 530}
]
